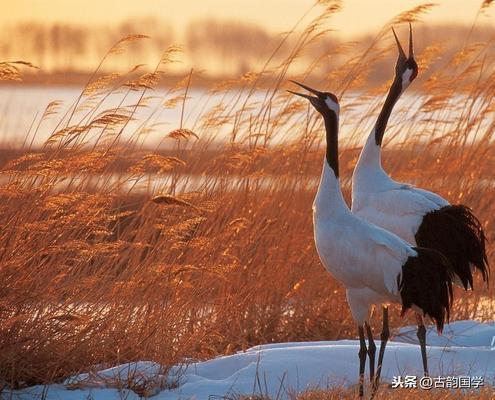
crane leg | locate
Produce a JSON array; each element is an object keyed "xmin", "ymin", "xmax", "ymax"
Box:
[
  {"xmin": 416, "ymin": 313, "xmax": 429, "ymax": 376},
  {"xmin": 372, "ymin": 306, "xmax": 389, "ymax": 397},
  {"xmin": 358, "ymin": 325, "xmax": 367, "ymax": 398},
  {"xmin": 365, "ymin": 322, "xmax": 376, "ymax": 383}
]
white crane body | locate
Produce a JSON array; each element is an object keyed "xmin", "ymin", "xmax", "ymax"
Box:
[
  {"xmin": 352, "ymin": 131, "xmax": 449, "ymax": 244},
  {"xmin": 313, "ymin": 164, "xmax": 412, "ymax": 323},
  {"xmin": 352, "ymin": 26, "xmax": 488, "ymax": 291}
]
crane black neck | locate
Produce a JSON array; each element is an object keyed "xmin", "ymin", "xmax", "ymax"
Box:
[
  {"xmin": 322, "ymin": 110, "xmax": 339, "ymax": 178},
  {"xmin": 374, "ymin": 79, "xmax": 403, "ymax": 146}
]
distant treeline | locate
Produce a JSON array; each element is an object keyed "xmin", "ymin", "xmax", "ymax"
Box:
[{"xmin": 1, "ymin": 18, "xmax": 493, "ymax": 83}]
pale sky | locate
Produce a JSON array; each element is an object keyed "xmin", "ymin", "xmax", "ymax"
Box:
[{"xmin": 1, "ymin": 0, "xmax": 493, "ymax": 37}]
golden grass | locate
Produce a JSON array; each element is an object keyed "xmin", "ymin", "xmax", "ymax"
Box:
[
  {"xmin": 0, "ymin": 60, "xmax": 38, "ymax": 81},
  {"xmin": 0, "ymin": 1, "xmax": 494, "ymax": 397},
  {"xmin": 297, "ymin": 386, "xmax": 495, "ymax": 400}
]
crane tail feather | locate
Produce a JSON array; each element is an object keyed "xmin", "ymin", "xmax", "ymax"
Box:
[
  {"xmin": 399, "ymin": 247, "xmax": 454, "ymax": 333},
  {"xmin": 415, "ymin": 205, "xmax": 489, "ymax": 290}
]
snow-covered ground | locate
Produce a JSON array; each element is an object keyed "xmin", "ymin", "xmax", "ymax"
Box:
[{"xmin": 8, "ymin": 320, "xmax": 495, "ymax": 400}]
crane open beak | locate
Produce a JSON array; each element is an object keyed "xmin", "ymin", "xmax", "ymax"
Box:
[
  {"xmin": 287, "ymin": 80, "xmax": 324, "ymax": 100},
  {"xmin": 392, "ymin": 24, "xmax": 414, "ymax": 60}
]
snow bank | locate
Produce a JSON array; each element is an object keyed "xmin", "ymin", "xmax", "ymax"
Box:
[{"xmin": 9, "ymin": 320, "xmax": 495, "ymax": 400}]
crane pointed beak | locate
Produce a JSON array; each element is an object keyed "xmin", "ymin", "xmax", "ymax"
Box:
[
  {"xmin": 287, "ymin": 90, "xmax": 317, "ymax": 101},
  {"xmin": 391, "ymin": 27, "xmax": 407, "ymax": 60},
  {"xmin": 289, "ymin": 80, "xmax": 324, "ymax": 98},
  {"xmin": 408, "ymin": 22, "xmax": 414, "ymax": 59}
]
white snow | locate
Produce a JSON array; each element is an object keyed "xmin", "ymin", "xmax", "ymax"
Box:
[{"xmin": 8, "ymin": 320, "xmax": 495, "ymax": 400}]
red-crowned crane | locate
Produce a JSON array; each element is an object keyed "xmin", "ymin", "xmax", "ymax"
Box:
[
  {"xmin": 351, "ymin": 25, "xmax": 489, "ymax": 378},
  {"xmin": 288, "ymin": 81, "xmax": 454, "ymax": 398}
]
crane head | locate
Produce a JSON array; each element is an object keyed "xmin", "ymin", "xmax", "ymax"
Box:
[
  {"xmin": 392, "ymin": 23, "xmax": 418, "ymax": 91},
  {"xmin": 288, "ymin": 80, "xmax": 339, "ymax": 117}
]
